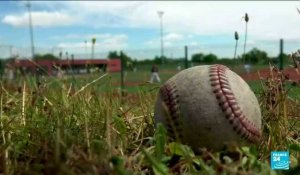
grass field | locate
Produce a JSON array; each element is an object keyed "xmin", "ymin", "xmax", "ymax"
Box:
[{"xmin": 0, "ymin": 63, "xmax": 300, "ymax": 174}]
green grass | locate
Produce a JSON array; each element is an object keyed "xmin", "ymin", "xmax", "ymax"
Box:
[
  {"xmin": 0, "ymin": 63, "xmax": 300, "ymax": 174},
  {"xmin": 248, "ymin": 80, "xmax": 300, "ymax": 99}
]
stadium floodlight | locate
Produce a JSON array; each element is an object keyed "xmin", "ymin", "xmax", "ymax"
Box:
[
  {"xmin": 26, "ymin": 0, "xmax": 35, "ymax": 59},
  {"xmin": 157, "ymin": 11, "xmax": 164, "ymax": 64}
]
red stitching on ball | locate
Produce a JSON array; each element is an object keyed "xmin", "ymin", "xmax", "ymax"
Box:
[
  {"xmin": 209, "ymin": 64, "xmax": 261, "ymax": 143},
  {"xmin": 160, "ymin": 81, "xmax": 183, "ymax": 140}
]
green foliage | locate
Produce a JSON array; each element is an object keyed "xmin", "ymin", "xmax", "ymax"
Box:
[
  {"xmin": 141, "ymin": 125, "xmax": 278, "ymax": 175},
  {"xmin": 108, "ymin": 51, "xmax": 120, "ymax": 59},
  {"xmin": 153, "ymin": 55, "xmax": 171, "ymax": 64},
  {"xmin": 215, "ymin": 58, "xmax": 235, "ymax": 65},
  {"xmin": 0, "ymin": 59, "xmax": 6, "ymax": 78},
  {"xmin": 191, "ymin": 53, "xmax": 205, "ymax": 63},
  {"xmin": 270, "ymin": 53, "xmax": 290, "ymax": 65},
  {"xmin": 138, "ymin": 56, "xmax": 184, "ymax": 66},
  {"xmin": 191, "ymin": 53, "xmax": 218, "ymax": 64},
  {"xmin": 289, "ymin": 144, "xmax": 300, "ymax": 152},
  {"xmin": 110, "ymin": 156, "xmax": 132, "ymax": 175},
  {"xmin": 33, "ymin": 53, "xmax": 59, "ymax": 61},
  {"xmin": 190, "ymin": 48, "xmax": 291, "ymax": 66},
  {"xmin": 154, "ymin": 123, "xmax": 167, "ymax": 160},
  {"xmin": 142, "ymin": 149, "xmax": 169, "ymax": 175},
  {"xmin": 203, "ymin": 53, "xmax": 218, "ymax": 63},
  {"xmin": 243, "ymin": 48, "xmax": 268, "ymax": 64},
  {"xmin": 153, "ymin": 55, "xmax": 162, "ymax": 64}
]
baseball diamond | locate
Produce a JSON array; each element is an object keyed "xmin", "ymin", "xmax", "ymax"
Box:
[{"xmin": 154, "ymin": 64, "xmax": 262, "ymax": 151}]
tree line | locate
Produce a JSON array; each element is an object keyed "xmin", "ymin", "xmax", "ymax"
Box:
[
  {"xmin": 189, "ymin": 48, "xmax": 289, "ymax": 65},
  {"xmin": 0, "ymin": 47, "xmax": 290, "ymax": 72},
  {"xmin": 107, "ymin": 48, "xmax": 290, "ymax": 67}
]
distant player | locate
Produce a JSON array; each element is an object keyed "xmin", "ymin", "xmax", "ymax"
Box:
[
  {"xmin": 150, "ymin": 64, "xmax": 161, "ymax": 83},
  {"xmin": 177, "ymin": 65, "xmax": 182, "ymax": 71},
  {"xmin": 244, "ymin": 64, "xmax": 251, "ymax": 73}
]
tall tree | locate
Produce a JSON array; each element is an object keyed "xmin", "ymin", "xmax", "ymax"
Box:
[
  {"xmin": 203, "ymin": 53, "xmax": 218, "ymax": 63},
  {"xmin": 108, "ymin": 51, "xmax": 120, "ymax": 59},
  {"xmin": 191, "ymin": 53, "xmax": 205, "ymax": 63},
  {"xmin": 243, "ymin": 48, "xmax": 268, "ymax": 64},
  {"xmin": 33, "ymin": 54, "xmax": 59, "ymax": 61}
]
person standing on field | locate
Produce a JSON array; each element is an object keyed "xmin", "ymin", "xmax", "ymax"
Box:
[{"xmin": 150, "ymin": 64, "xmax": 161, "ymax": 83}]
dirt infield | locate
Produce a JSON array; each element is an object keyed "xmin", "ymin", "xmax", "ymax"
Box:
[
  {"xmin": 117, "ymin": 67, "xmax": 300, "ymax": 87},
  {"xmin": 240, "ymin": 67, "xmax": 300, "ymax": 81}
]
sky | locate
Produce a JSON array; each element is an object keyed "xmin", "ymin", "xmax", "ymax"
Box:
[{"xmin": 0, "ymin": 1, "xmax": 300, "ymax": 60}]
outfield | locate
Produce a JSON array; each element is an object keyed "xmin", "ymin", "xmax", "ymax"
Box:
[
  {"xmin": 14, "ymin": 62, "xmax": 300, "ymax": 97},
  {"xmin": 99, "ymin": 63, "xmax": 300, "ymax": 96},
  {"xmin": 1, "ymin": 63, "xmax": 300, "ymax": 174}
]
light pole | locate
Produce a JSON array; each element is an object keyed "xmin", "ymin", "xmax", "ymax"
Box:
[
  {"xmin": 26, "ymin": 0, "xmax": 35, "ymax": 59},
  {"xmin": 84, "ymin": 40, "xmax": 87, "ymax": 58},
  {"xmin": 91, "ymin": 38, "xmax": 96, "ymax": 59},
  {"xmin": 66, "ymin": 51, "xmax": 69, "ymax": 60},
  {"xmin": 157, "ymin": 11, "xmax": 164, "ymax": 64},
  {"xmin": 243, "ymin": 13, "xmax": 249, "ymax": 64},
  {"xmin": 9, "ymin": 45, "xmax": 13, "ymax": 58}
]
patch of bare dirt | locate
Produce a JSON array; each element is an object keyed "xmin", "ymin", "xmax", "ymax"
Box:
[{"xmin": 240, "ymin": 67, "xmax": 300, "ymax": 82}]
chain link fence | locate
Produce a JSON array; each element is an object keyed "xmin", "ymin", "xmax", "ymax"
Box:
[
  {"xmin": 0, "ymin": 39, "xmax": 289, "ymax": 60},
  {"xmin": 0, "ymin": 38, "xmax": 298, "ymax": 91}
]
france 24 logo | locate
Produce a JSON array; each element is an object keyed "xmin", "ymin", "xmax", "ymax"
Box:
[{"xmin": 271, "ymin": 151, "xmax": 290, "ymax": 170}]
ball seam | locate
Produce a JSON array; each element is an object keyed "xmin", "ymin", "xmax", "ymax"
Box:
[
  {"xmin": 160, "ymin": 80, "xmax": 183, "ymax": 141},
  {"xmin": 209, "ymin": 64, "xmax": 261, "ymax": 143}
]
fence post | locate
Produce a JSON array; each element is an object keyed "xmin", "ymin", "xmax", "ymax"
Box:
[
  {"xmin": 120, "ymin": 51, "xmax": 125, "ymax": 97},
  {"xmin": 279, "ymin": 39, "xmax": 284, "ymax": 70},
  {"xmin": 36, "ymin": 67, "xmax": 40, "ymax": 87},
  {"xmin": 185, "ymin": 45, "xmax": 188, "ymax": 69}
]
